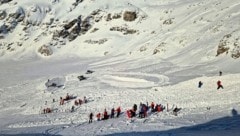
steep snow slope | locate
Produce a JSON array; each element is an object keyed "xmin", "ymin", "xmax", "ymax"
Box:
[{"xmin": 0, "ymin": 0, "xmax": 240, "ymax": 60}]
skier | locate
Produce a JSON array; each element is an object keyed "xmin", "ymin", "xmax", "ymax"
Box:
[
  {"xmin": 217, "ymin": 80, "xmax": 224, "ymax": 89},
  {"xmin": 89, "ymin": 112, "xmax": 93, "ymax": 123},
  {"xmin": 198, "ymin": 81, "xmax": 203, "ymax": 88}
]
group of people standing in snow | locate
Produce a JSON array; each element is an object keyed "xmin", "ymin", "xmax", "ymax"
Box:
[
  {"xmin": 198, "ymin": 71, "xmax": 224, "ymax": 90},
  {"xmin": 88, "ymin": 101, "xmax": 178, "ymax": 124},
  {"xmin": 89, "ymin": 106, "xmax": 121, "ymax": 123},
  {"xmin": 42, "ymin": 94, "xmax": 88, "ymax": 114}
]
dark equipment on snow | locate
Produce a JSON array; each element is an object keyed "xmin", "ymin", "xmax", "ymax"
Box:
[{"xmin": 77, "ymin": 75, "xmax": 87, "ymax": 81}]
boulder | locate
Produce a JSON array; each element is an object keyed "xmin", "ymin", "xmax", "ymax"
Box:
[
  {"xmin": 38, "ymin": 45, "xmax": 53, "ymax": 56},
  {"xmin": 123, "ymin": 11, "xmax": 137, "ymax": 21}
]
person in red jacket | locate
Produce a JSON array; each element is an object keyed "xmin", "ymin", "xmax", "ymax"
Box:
[
  {"xmin": 103, "ymin": 109, "xmax": 108, "ymax": 120},
  {"xmin": 116, "ymin": 106, "xmax": 121, "ymax": 117},
  {"xmin": 96, "ymin": 113, "xmax": 101, "ymax": 121},
  {"xmin": 217, "ymin": 80, "xmax": 224, "ymax": 89}
]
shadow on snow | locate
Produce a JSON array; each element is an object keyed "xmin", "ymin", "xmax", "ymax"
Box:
[
  {"xmin": 105, "ymin": 109, "xmax": 240, "ymax": 136},
  {"xmin": 1, "ymin": 109, "xmax": 239, "ymax": 136}
]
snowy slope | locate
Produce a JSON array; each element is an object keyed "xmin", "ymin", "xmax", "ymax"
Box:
[{"xmin": 0, "ymin": 0, "xmax": 240, "ymax": 135}]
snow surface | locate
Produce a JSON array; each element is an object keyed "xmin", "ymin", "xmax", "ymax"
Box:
[{"xmin": 0, "ymin": 0, "xmax": 240, "ymax": 136}]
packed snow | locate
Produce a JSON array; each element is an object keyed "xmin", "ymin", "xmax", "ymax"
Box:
[{"xmin": 0, "ymin": 0, "xmax": 240, "ymax": 136}]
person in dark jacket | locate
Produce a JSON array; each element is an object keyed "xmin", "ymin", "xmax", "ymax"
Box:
[
  {"xmin": 198, "ymin": 81, "xmax": 203, "ymax": 88},
  {"xmin": 116, "ymin": 107, "xmax": 121, "ymax": 117},
  {"xmin": 110, "ymin": 108, "xmax": 115, "ymax": 118},
  {"xmin": 89, "ymin": 112, "xmax": 93, "ymax": 123}
]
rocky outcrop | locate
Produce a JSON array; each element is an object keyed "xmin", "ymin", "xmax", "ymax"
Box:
[
  {"xmin": 216, "ymin": 32, "xmax": 240, "ymax": 59},
  {"xmin": 0, "ymin": 0, "xmax": 12, "ymax": 5},
  {"xmin": 110, "ymin": 26, "xmax": 137, "ymax": 35},
  {"xmin": 0, "ymin": 10, "xmax": 7, "ymax": 20},
  {"xmin": 123, "ymin": 11, "xmax": 137, "ymax": 21},
  {"xmin": 84, "ymin": 38, "xmax": 108, "ymax": 45},
  {"xmin": 8, "ymin": 7, "xmax": 25, "ymax": 22},
  {"xmin": 52, "ymin": 14, "xmax": 94, "ymax": 41},
  {"xmin": 38, "ymin": 45, "xmax": 53, "ymax": 56},
  {"xmin": 216, "ymin": 34, "xmax": 231, "ymax": 56}
]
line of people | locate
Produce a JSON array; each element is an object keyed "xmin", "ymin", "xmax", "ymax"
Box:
[{"xmin": 89, "ymin": 106, "xmax": 121, "ymax": 123}]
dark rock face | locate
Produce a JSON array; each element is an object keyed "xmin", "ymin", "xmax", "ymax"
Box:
[
  {"xmin": 0, "ymin": 0, "xmax": 13, "ymax": 5},
  {"xmin": 0, "ymin": 10, "xmax": 7, "ymax": 20},
  {"xmin": 52, "ymin": 15, "xmax": 93, "ymax": 41}
]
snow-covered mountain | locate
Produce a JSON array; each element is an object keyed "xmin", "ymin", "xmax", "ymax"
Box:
[
  {"xmin": 0, "ymin": 0, "xmax": 240, "ymax": 135},
  {"xmin": 1, "ymin": 0, "xmax": 240, "ymax": 59}
]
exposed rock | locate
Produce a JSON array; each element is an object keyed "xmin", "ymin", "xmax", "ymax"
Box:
[
  {"xmin": 110, "ymin": 26, "xmax": 137, "ymax": 35},
  {"xmin": 105, "ymin": 13, "xmax": 112, "ymax": 21},
  {"xmin": 0, "ymin": 10, "xmax": 7, "ymax": 20},
  {"xmin": 105, "ymin": 13, "xmax": 121, "ymax": 21},
  {"xmin": 123, "ymin": 11, "xmax": 137, "ymax": 21},
  {"xmin": 81, "ymin": 16, "xmax": 92, "ymax": 34},
  {"xmin": 140, "ymin": 46, "xmax": 147, "ymax": 52},
  {"xmin": 0, "ymin": 35, "xmax": 4, "ymax": 39},
  {"xmin": 53, "ymin": 15, "xmax": 92, "ymax": 41},
  {"xmin": 216, "ymin": 34, "xmax": 231, "ymax": 56},
  {"xmin": 9, "ymin": 7, "xmax": 25, "ymax": 22},
  {"xmin": 112, "ymin": 13, "xmax": 121, "ymax": 19},
  {"xmin": 153, "ymin": 49, "xmax": 160, "ymax": 55},
  {"xmin": 163, "ymin": 18, "xmax": 174, "ymax": 25},
  {"xmin": 63, "ymin": 19, "xmax": 77, "ymax": 30},
  {"xmin": 231, "ymin": 38, "xmax": 240, "ymax": 59},
  {"xmin": 84, "ymin": 38, "xmax": 108, "ymax": 44},
  {"xmin": 0, "ymin": 24, "xmax": 8, "ymax": 34},
  {"xmin": 38, "ymin": 45, "xmax": 53, "ymax": 56},
  {"xmin": 104, "ymin": 51, "xmax": 108, "ymax": 56},
  {"xmin": 0, "ymin": 0, "xmax": 12, "ymax": 5},
  {"xmin": 90, "ymin": 28, "xmax": 99, "ymax": 33},
  {"xmin": 153, "ymin": 42, "xmax": 166, "ymax": 55}
]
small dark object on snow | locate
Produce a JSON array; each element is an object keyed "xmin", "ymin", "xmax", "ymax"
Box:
[
  {"xmin": 173, "ymin": 107, "xmax": 181, "ymax": 116},
  {"xmin": 77, "ymin": 75, "xmax": 87, "ymax": 81},
  {"xmin": 86, "ymin": 70, "xmax": 94, "ymax": 74}
]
